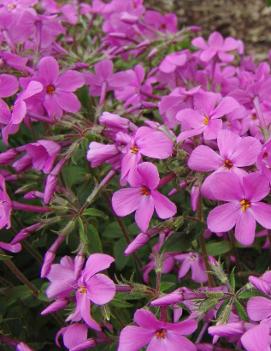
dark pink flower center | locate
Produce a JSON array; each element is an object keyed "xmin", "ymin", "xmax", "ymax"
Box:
[
  {"xmin": 130, "ymin": 145, "xmax": 139, "ymax": 154},
  {"xmin": 240, "ymin": 199, "xmax": 251, "ymax": 212},
  {"xmin": 224, "ymin": 159, "xmax": 233, "ymax": 169},
  {"xmin": 140, "ymin": 186, "xmax": 150, "ymax": 196},
  {"xmin": 155, "ymin": 329, "xmax": 167, "ymax": 339},
  {"xmin": 46, "ymin": 84, "xmax": 56, "ymax": 95}
]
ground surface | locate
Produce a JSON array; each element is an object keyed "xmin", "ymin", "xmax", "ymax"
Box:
[{"xmin": 146, "ymin": 0, "xmax": 271, "ymax": 60}]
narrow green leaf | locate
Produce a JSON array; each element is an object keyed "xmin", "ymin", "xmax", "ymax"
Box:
[
  {"xmin": 206, "ymin": 240, "xmax": 231, "ymax": 256},
  {"xmin": 235, "ymin": 299, "xmax": 249, "ymax": 321}
]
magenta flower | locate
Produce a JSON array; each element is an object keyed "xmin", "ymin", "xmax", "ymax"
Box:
[
  {"xmin": 188, "ymin": 129, "xmax": 261, "ymax": 175},
  {"xmin": 249, "ymin": 271, "xmax": 271, "ymax": 295},
  {"xmin": 56, "ymin": 323, "xmax": 96, "ymax": 351},
  {"xmin": 0, "ymin": 73, "xmax": 18, "ymax": 98},
  {"xmin": 13, "ymin": 139, "xmax": 60, "ymax": 174},
  {"xmin": 175, "ymin": 252, "xmax": 208, "ymax": 283},
  {"xmin": 118, "ymin": 126, "xmax": 173, "ymax": 182},
  {"xmin": 112, "ymin": 162, "xmax": 176, "ymax": 231},
  {"xmin": 177, "ymin": 91, "xmax": 239, "ymax": 141},
  {"xmin": 0, "ymin": 174, "xmax": 12, "ymax": 230},
  {"xmin": 36, "ymin": 56, "xmax": 84, "ymax": 118},
  {"xmin": 247, "ymin": 296, "xmax": 271, "ymax": 322},
  {"xmin": 159, "ymin": 52, "xmax": 187, "ymax": 74},
  {"xmin": 118, "ymin": 308, "xmax": 197, "ymax": 351},
  {"xmin": 67, "ymin": 253, "xmax": 116, "ymax": 330},
  {"xmin": 206, "ymin": 172, "xmax": 271, "ymax": 245},
  {"xmin": 192, "ymin": 32, "xmax": 243, "ymax": 62}
]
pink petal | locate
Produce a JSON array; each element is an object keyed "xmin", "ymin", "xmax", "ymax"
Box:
[
  {"xmin": 204, "ymin": 172, "xmax": 243, "ymax": 201},
  {"xmin": 167, "ymin": 319, "xmax": 197, "ymax": 335},
  {"xmin": 241, "ymin": 323, "xmax": 270, "ymax": 351},
  {"xmin": 20, "ymin": 81, "xmax": 43, "ymax": 100},
  {"xmin": 55, "ymin": 91, "xmax": 81, "ymax": 113},
  {"xmin": 76, "ymin": 291, "xmax": 101, "ymax": 330},
  {"xmin": 136, "ymin": 127, "xmax": 173, "ymax": 159},
  {"xmin": 208, "ymin": 32, "xmax": 223, "ymax": 48},
  {"xmin": 118, "ymin": 326, "xmax": 153, "ymax": 351},
  {"xmin": 44, "ymin": 94, "xmax": 63, "ymax": 118},
  {"xmin": 38, "ymin": 56, "xmax": 59, "ymax": 84},
  {"xmin": 86, "ymin": 273, "xmax": 116, "ymax": 305},
  {"xmin": 63, "ymin": 324, "xmax": 88, "ymax": 349},
  {"xmin": 176, "ymin": 109, "xmax": 203, "ymax": 128},
  {"xmin": 134, "ymin": 309, "xmax": 160, "ymax": 329},
  {"xmin": 131, "ymin": 162, "xmax": 160, "ymax": 190},
  {"xmin": 212, "ymin": 97, "xmax": 239, "ymax": 118},
  {"xmin": 0, "ymin": 74, "xmax": 18, "ymax": 97},
  {"xmin": 188, "ymin": 145, "xmax": 221, "ymax": 172},
  {"xmin": 252, "ymin": 202, "xmax": 271, "ymax": 229},
  {"xmin": 234, "ymin": 210, "xmax": 256, "ymax": 246},
  {"xmin": 57, "ymin": 70, "xmax": 84, "ymax": 91},
  {"xmin": 203, "ymin": 119, "xmax": 222, "ymax": 140},
  {"xmin": 200, "ymin": 48, "xmax": 217, "ymax": 62},
  {"xmin": 11, "ymin": 99, "xmax": 26, "ymax": 124},
  {"xmin": 112, "ymin": 188, "xmax": 141, "ymax": 216},
  {"xmin": 247, "ymin": 296, "xmax": 271, "ymax": 321},
  {"xmin": 135, "ymin": 195, "xmax": 155, "ymax": 232},
  {"xmin": 152, "ymin": 190, "xmax": 176, "ymax": 219},
  {"xmin": 177, "ymin": 128, "xmax": 203, "ymax": 143},
  {"xmin": 231, "ymin": 136, "xmax": 261, "ymax": 167},
  {"xmin": 243, "ymin": 173, "xmax": 270, "ymax": 202},
  {"xmin": 95, "ymin": 59, "xmax": 113, "ymax": 81},
  {"xmin": 217, "ymin": 129, "xmax": 241, "ymax": 158},
  {"xmin": 84, "ymin": 253, "xmax": 115, "ymax": 279},
  {"xmin": 207, "ymin": 203, "xmax": 239, "ymax": 233},
  {"xmin": 194, "ymin": 91, "xmax": 220, "ymax": 116},
  {"xmin": 178, "ymin": 260, "xmax": 191, "ymax": 278},
  {"xmin": 192, "ymin": 37, "xmax": 207, "ymax": 49},
  {"xmin": 223, "ymin": 37, "xmax": 240, "ymax": 51}
]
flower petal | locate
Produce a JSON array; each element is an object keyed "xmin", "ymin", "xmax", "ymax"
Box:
[
  {"xmin": 84, "ymin": 253, "xmax": 115, "ymax": 279},
  {"xmin": 188, "ymin": 145, "xmax": 221, "ymax": 172},
  {"xmin": 243, "ymin": 173, "xmax": 270, "ymax": 202},
  {"xmin": 152, "ymin": 190, "xmax": 176, "ymax": 219},
  {"xmin": 234, "ymin": 210, "xmax": 256, "ymax": 246},
  {"xmin": 207, "ymin": 203, "xmax": 239, "ymax": 233},
  {"xmin": 135, "ymin": 195, "xmax": 155, "ymax": 232},
  {"xmin": 118, "ymin": 326, "xmax": 153, "ymax": 351},
  {"xmin": 55, "ymin": 91, "xmax": 81, "ymax": 113},
  {"xmin": 86, "ymin": 273, "xmax": 116, "ymax": 305},
  {"xmin": 204, "ymin": 172, "xmax": 243, "ymax": 201},
  {"xmin": 112, "ymin": 188, "xmax": 141, "ymax": 216},
  {"xmin": 252, "ymin": 202, "xmax": 271, "ymax": 229},
  {"xmin": 38, "ymin": 56, "xmax": 59, "ymax": 84},
  {"xmin": 57, "ymin": 70, "xmax": 84, "ymax": 91},
  {"xmin": 241, "ymin": 323, "xmax": 270, "ymax": 351}
]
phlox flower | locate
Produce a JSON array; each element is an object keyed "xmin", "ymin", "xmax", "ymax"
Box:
[
  {"xmin": 192, "ymin": 32, "xmax": 243, "ymax": 62},
  {"xmin": 249, "ymin": 271, "xmax": 271, "ymax": 295},
  {"xmin": 188, "ymin": 129, "xmax": 261, "ymax": 175},
  {"xmin": 177, "ymin": 91, "xmax": 239, "ymax": 142},
  {"xmin": 112, "ymin": 162, "xmax": 176, "ymax": 232},
  {"xmin": 241, "ymin": 322, "xmax": 271, "ymax": 351},
  {"xmin": 56, "ymin": 323, "xmax": 96, "ymax": 351},
  {"xmin": 118, "ymin": 308, "xmax": 197, "ymax": 351},
  {"xmin": 175, "ymin": 252, "xmax": 208, "ymax": 283},
  {"xmin": 206, "ymin": 172, "xmax": 271, "ymax": 245},
  {"xmin": 36, "ymin": 56, "xmax": 84, "ymax": 118}
]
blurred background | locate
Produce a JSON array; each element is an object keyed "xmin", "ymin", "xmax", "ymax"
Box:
[{"xmin": 146, "ymin": 0, "xmax": 271, "ymax": 60}]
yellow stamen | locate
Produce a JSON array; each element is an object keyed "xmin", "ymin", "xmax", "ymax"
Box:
[
  {"xmin": 130, "ymin": 145, "xmax": 139, "ymax": 154},
  {"xmin": 203, "ymin": 116, "xmax": 209, "ymax": 125},
  {"xmin": 78, "ymin": 286, "xmax": 87, "ymax": 294},
  {"xmin": 240, "ymin": 199, "xmax": 251, "ymax": 212}
]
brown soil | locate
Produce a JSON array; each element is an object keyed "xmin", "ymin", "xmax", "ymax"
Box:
[{"xmin": 146, "ymin": 0, "xmax": 271, "ymax": 60}]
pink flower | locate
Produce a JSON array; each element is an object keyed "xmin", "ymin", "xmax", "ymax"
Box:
[
  {"xmin": 67, "ymin": 253, "xmax": 116, "ymax": 330},
  {"xmin": 36, "ymin": 56, "xmax": 84, "ymax": 118},
  {"xmin": 175, "ymin": 252, "xmax": 208, "ymax": 283},
  {"xmin": 56, "ymin": 323, "xmax": 96, "ymax": 351},
  {"xmin": 188, "ymin": 129, "xmax": 261, "ymax": 175},
  {"xmin": 118, "ymin": 308, "xmax": 197, "ymax": 351},
  {"xmin": 206, "ymin": 172, "xmax": 271, "ymax": 245},
  {"xmin": 192, "ymin": 32, "xmax": 243, "ymax": 62},
  {"xmin": 159, "ymin": 52, "xmax": 187, "ymax": 74},
  {"xmin": 118, "ymin": 126, "xmax": 173, "ymax": 183},
  {"xmin": 112, "ymin": 162, "xmax": 176, "ymax": 231},
  {"xmin": 0, "ymin": 174, "xmax": 12, "ymax": 229},
  {"xmin": 13, "ymin": 139, "xmax": 60, "ymax": 174},
  {"xmin": 241, "ymin": 322, "xmax": 270, "ymax": 351},
  {"xmin": 249, "ymin": 271, "xmax": 271, "ymax": 295},
  {"xmin": 177, "ymin": 91, "xmax": 239, "ymax": 141},
  {"xmin": 0, "ymin": 73, "xmax": 18, "ymax": 98}
]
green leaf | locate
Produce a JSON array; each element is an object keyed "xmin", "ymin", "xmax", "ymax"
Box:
[
  {"xmin": 163, "ymin": 231, "xmax": 192, "ymax": 252},
  {"xmin": 78, "ymin": 219, "xmax": 103, "ymax": 253},
  {"xmin": 216, "ymin": 299, "xmax": 232, "ymax": 324},
  {"xmin": 229, "ymin": 267, "xmax": 236, "ymax": 292},
  {"xmin": 234, "ymin": 299, "xmax": 249, "ymax": 321},
  {"xmin": 113, "ymin": 238, "xmax": 129, "ymax": 270},
  {"xmin": 199, "ymin": 297, "xmax": 220, "ymax": 313},
  {"xmin": 83, "ymin": 208, "xmax": 107, "ymax": 219},
  {"xmin": 238, "ymin": 287, "xmax": 260, "ymax": 300},
  {"xmin": 206, "ymin": 240, "xmax": 231, "ymax": 256}
]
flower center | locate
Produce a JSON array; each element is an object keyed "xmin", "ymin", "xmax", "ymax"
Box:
[
  {"xmin": 155, "ymin": 329, "xmax": 167, "ymax": 339},
  {"xmin": 140, "ymin": 186, "xmax": 150, "ymax": 196},
  {"xmin": 78, "ymin": 286, "xmax": 87, "ymax": 294},
  {"xmin": 130, "ymin": 145, "xmax": 139, "ymax": 154},
  {"xmin": 46, "ymin": 84, "xmax": 56, "ymax": 95},
  {"xmin": 7, "ymin": 3, "xmax": 16, "ymax": 10},
  {"xmin": 224, "ymin": 159, "xmax": 233, "ymax": 169},
  {"xmin": 240, "ymin": 199, "xmax": 251, "ymax": 212},
  {"xmin": 203, "ymin": 116, "xmax": 209, "ymax": 125}
]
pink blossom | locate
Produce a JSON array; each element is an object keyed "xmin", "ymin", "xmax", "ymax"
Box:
[
  {"xmin": 36, "ymin": 56, "xmax": 84, "ymax": 118},
  {"xmin": 56, "ymin": 323, "xmax": 96, "ymax": 351},
  {"xmin": 206, "ymin": 172, "xmax": 271, "ymax": 245},
  {"xmin": 0, "ymin": 174, "xmax": 12, "ymax": 229},
  {"xmin": 192, "ymin": 32, "xmax": 243, "ymax": 62},
  {"xmin": 112, "ymin": 162, "xmax": 176, "ymax": 231},
  {"xmin": 175, "ymin": 252, "xmax": 208, "ymax": 283},
  {"xmin": 177, "ymin": 91, "xmax": 239, "ymax": 141},
  {"xmin": 118, "ymin": 308, "xmax": 197, "ymax": 351}
]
